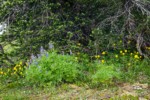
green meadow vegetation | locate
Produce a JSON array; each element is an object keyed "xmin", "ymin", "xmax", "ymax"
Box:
[{"xmin": 0, "ymin": 0, "xmax": 150, "ymax": 99}]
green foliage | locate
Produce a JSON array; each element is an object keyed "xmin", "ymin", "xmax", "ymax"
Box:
[
  {"xmin": 0, "ymin": 1, "xmax": 150, "ymax": 97},
  {"xmin": 0, "ymin": 49, "xmax": 150, "ymax": 99},
  {"xmin": 0, "ymin": 0, "xmax": 150, "ymax": 67},
  {"xmin": 25, "ymin": 51, "xmax": 81, "ymax": 86},
  {"xmin": 94, "ymin": 49, "xmax": 150, "ymax": 83},
  {"xmin": 91, "ymin": 63, "xmax": 120, "ymax": 86}
]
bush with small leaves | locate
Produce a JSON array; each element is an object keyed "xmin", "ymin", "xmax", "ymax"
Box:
[
  {"xmin": 91, "ymin": 62, "xmax": 121, "ymax": 86},
  {"xmin": 25, "ymin": 51, "xmax": 81, "ymax": 86}
]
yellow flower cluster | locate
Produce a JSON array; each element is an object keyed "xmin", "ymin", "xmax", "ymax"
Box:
[
  {"xmin": 95, "ymin": 55, "xmax": 100, "ymax": 59},
  {"xmin": 118, "ymin": 49, "xmax": 142, "ymax": 60},
  {"xmin": 120, "ymin": 51, "xmax": 124, "ymax": 56},
  {"xmin": 120, "ymin": 50, "xmax": 128, "ymax": 56},
  {"xmin": 0, "ymin": 71, "xmax": 6, "ymax": 75},
  {"xmin": 94, "ymin": 51, "xmax": 106, "ymax": 59},
  {"xmin": 12, "ymin": 61, "xmax": 24, "ymax": 76},
  {"xmin": 130, "ymin": 51, "xmax": 141, "ymax": 59},
  {"xmin": 0, "ymin": 61, "xmax": 26, "ymax": 81},
  {"xmin": 93, "ymin": 51, "xmax": 106, "ymax": 64}
]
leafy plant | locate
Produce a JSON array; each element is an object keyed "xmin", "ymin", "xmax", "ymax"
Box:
[
  {"xmin": 91, "ymin": 63, "xmax": 120, "ymax": 86},
  {"xmin": 25, "ymin": 51, "xmax": 81, "ymax": 86}
]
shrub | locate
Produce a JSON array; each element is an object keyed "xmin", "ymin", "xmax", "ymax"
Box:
[
  {"xmin": 25, "ymin": 51, "xmax": 81, "ymax": 86},
  {"xmin": 91, "ymin": 62, "xmax": 120, "ymax": 86}
]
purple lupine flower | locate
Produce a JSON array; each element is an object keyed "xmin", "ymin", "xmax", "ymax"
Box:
[
  {"xmin": 70, "ymin": 50, "xmax": 73, "ymax": 55},
  {"xmin": 37, "ymin": 54, "xmax": 41, "ymax": 59},
  {"xmin": 40, "ymin": 46, "xmax": 45, "ymax": 54},
  {"xmin": 31, "ymin": 53, "xmax": 36, "ymax": 61},
  {"xmin": 48, "ymin": 43, "xmax": 54, "ymax": 50},
  {"xmin": 30, "ymin": 53, "xmax": 39, "ymax": 66}
]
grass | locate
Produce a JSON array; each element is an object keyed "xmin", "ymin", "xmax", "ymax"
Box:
[{"xmin": 0, "ymin": 82, "xmax": 150, "ymax": 100}]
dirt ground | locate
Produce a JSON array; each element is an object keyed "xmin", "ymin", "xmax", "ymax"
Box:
[{"xmin": 29, "ymin": 83, "xmax": 150, "ymax": 100}]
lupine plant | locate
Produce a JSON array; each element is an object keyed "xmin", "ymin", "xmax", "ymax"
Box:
[{"xmin": 25, "ymin": 44, "xmax": 81, "ymax": 86}]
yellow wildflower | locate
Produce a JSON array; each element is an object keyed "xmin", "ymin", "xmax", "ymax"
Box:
[
  {"xmin": 95, "ymin": 55, "xmax": 100, "ymax": 59},
  {"xmin": 102, "ymin": 52, "xmax": 106, "ymax": 55},
  {"xmin": 122, "ymin": 53, "xmax": 125, "ymax": 56},
  {"xmin": 101, "ymin": 60, "xmax": 105, "ymax": 63},
  {"xmin": 77, "ymin": 43, "xmax": 81, "ymax": 46},
  {"xmin": 120, "ymin": 50, "xmax": 123, "ymax": 54},
  {"xmin": 13, "ymin": 67, "xmax": 17, "ymax": 71},
  {"xmin": 130, "ymin": 53, "xmax": 133, "ymax": 55},
  {"xmin": 77, "ymin": 52, "xmax": 80, "ymax": 55},
  {"xmin": 115, "ymin": 55, "xmax": 118, "ymax": 58},
  {"xmin": 124, "ymin": 50, "xmax": 127, "ymax": 53},
  {"xmin": 0, "ymin": 72, "xmax": 4, "ymax": 74},
  {"xmin": 134, "ymin": 55, "xmax": 139, "ymax": 59}
]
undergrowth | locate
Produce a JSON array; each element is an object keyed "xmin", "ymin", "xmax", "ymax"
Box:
[{"xmin": 0, "ymin": 48, "xmax": 150, "ymax": 94}]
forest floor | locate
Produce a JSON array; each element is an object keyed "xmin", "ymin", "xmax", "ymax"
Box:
[{"xmin": 0, "ymin": 82, "xmax": 150, "ymax": 100}]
